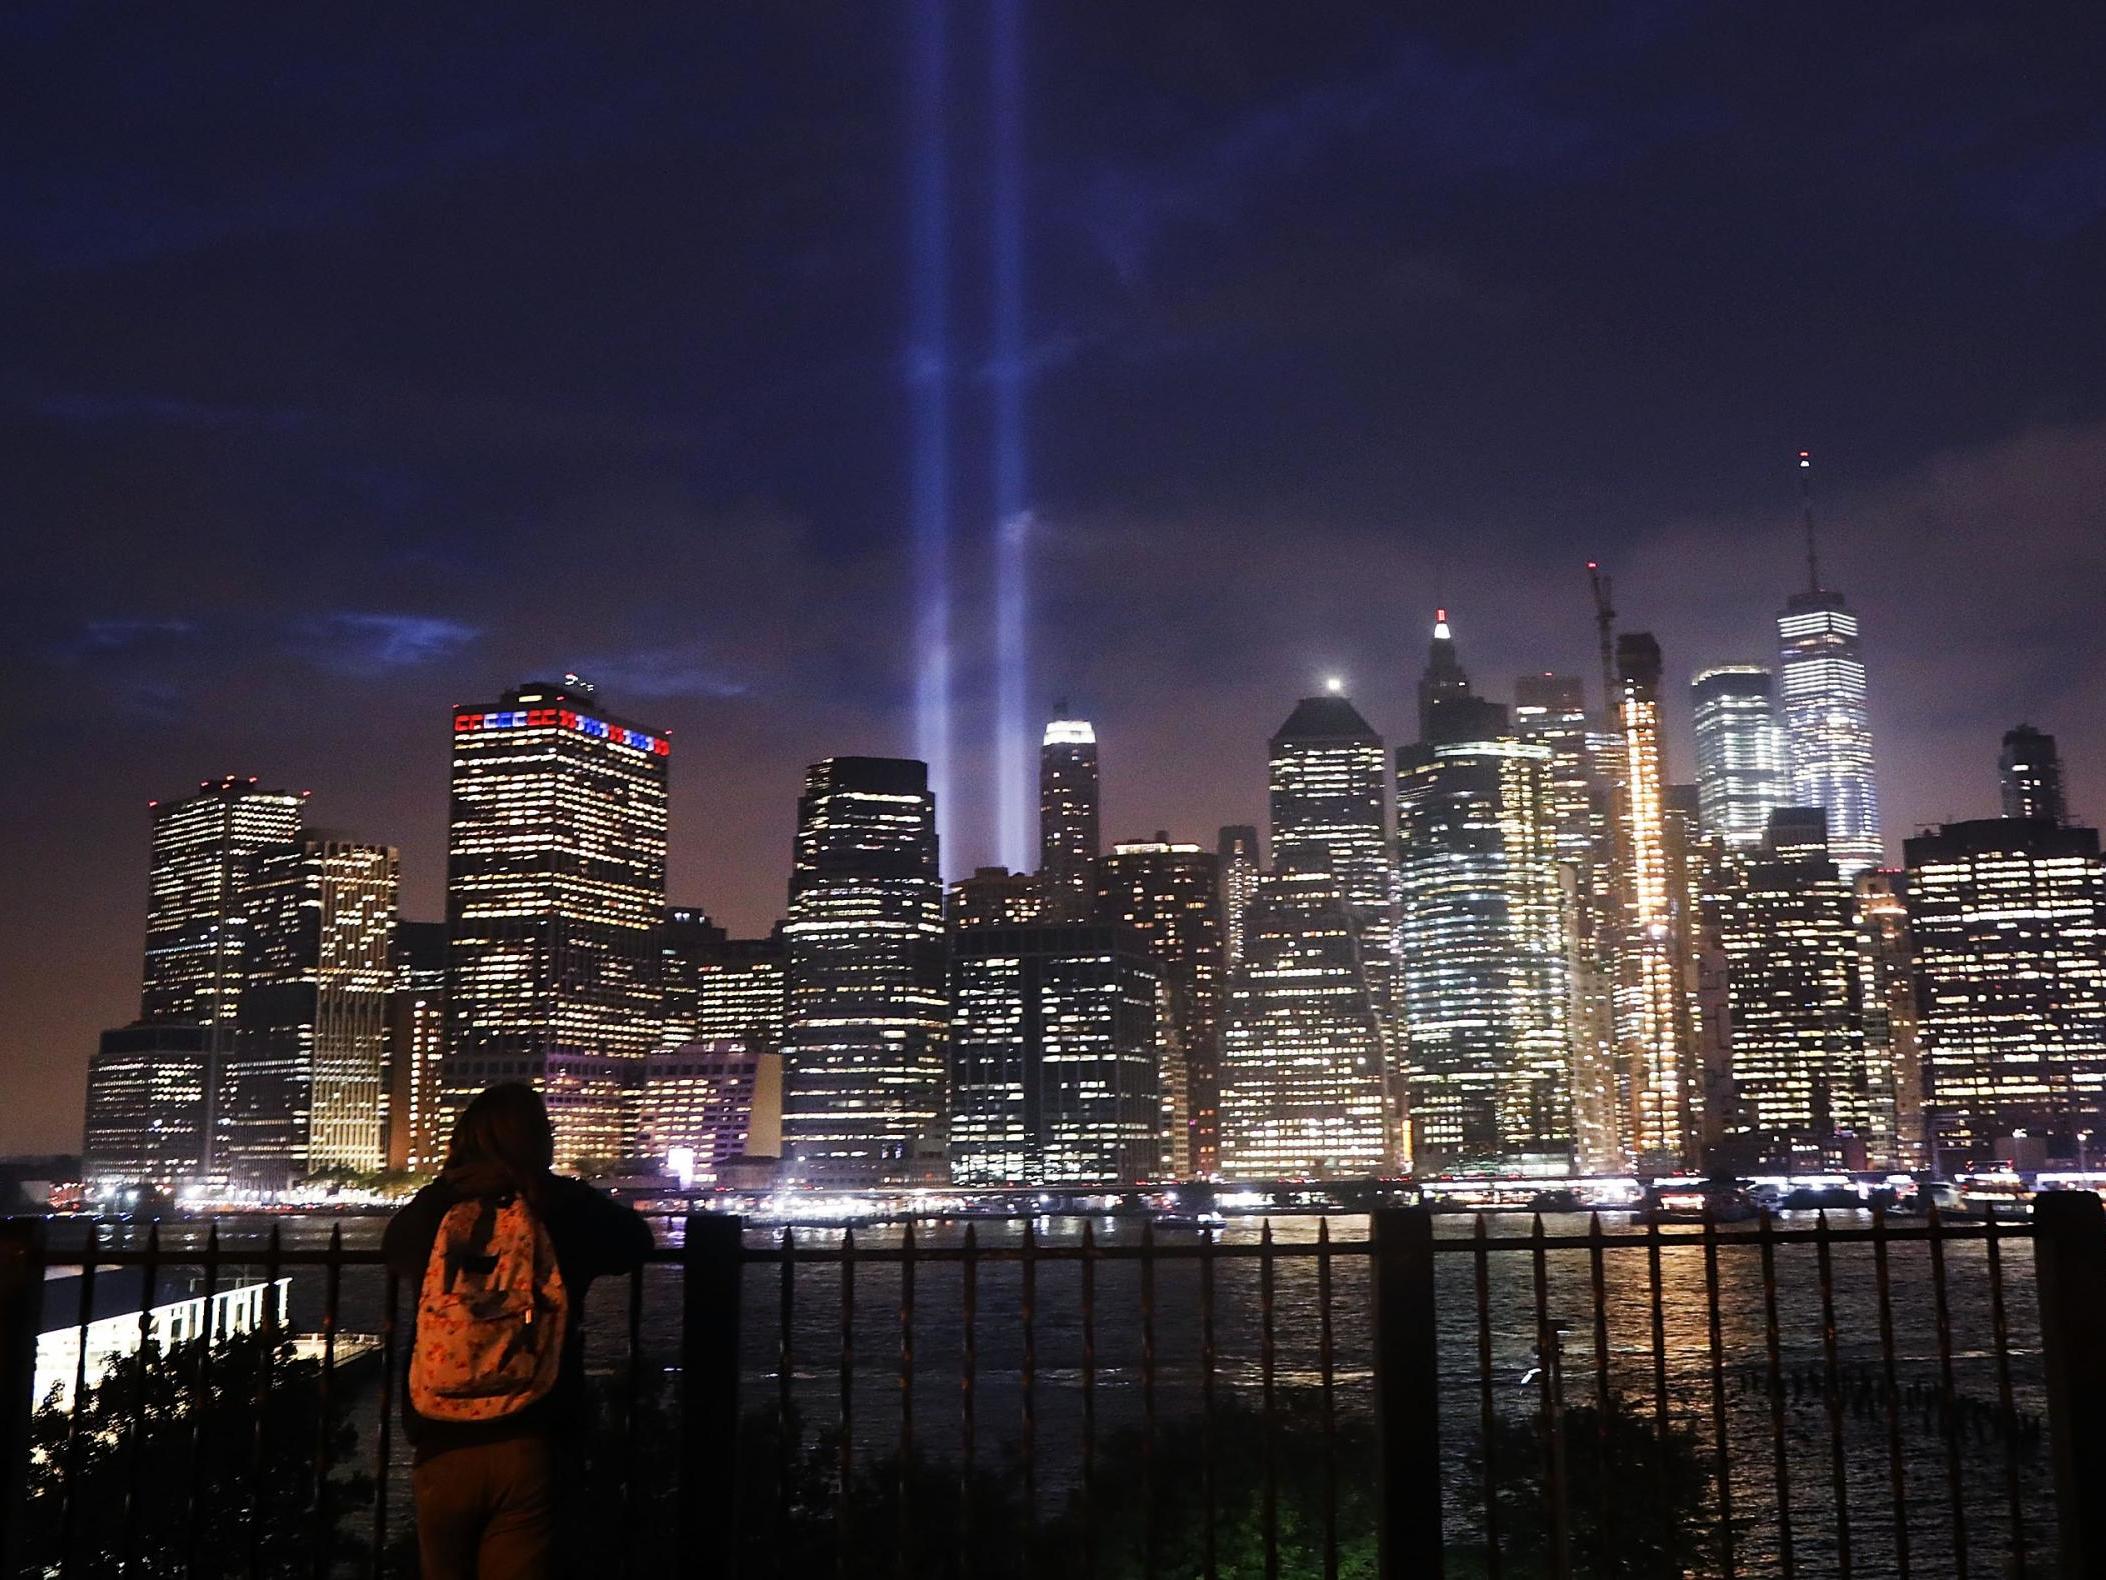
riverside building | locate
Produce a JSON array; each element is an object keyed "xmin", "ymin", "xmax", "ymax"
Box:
[
  {"xmin": 443, "ymin": 677, "xmax": 669, "ymax": 1166},
  {"xmin": 82, "ymin": 1022, "xmax": 210, "ymax": 1188},
  {"xmin": 782, "ymin": 756, "xmax": 949, "ymax": 1185},
  {"xmin": 1856, "ymin": 869, "xmax": 1923, "ymax": 1168},
  {"xmin": 1094, "ymin": 836, "xmax": 1226, "ymax": 1178},
  {"xmin": 1267, "ymin": 691, "xmax": 1393, "ymax": 1032},
  {"xmin": 1219, "ymin": 868, "xmax": 1391, "ymax": 1178},
  {"xmin": 219, "ymin": 836, "xmax": 398, "ymax": 1184},
  {"xmin": 642, "ymin": 1039, "xmax": 784, "ymax": 1182},
  {"xmin": 141, "ymin": 776, "xmax": 305, "ymax": 1167},
  {"xmin": 383, "ymin": 920, "xmax": 447, "ymax": 1174},
  {"xmin": 1613, "ymin": 634, "xmax": 1696, "ymax": 1169},
  {"xmin": 1395, "ymin": 618, "xmax": 1571, "ymax": 1169},
  {"xmin": 1710, "ymin": 809, "xmax": 1869, "ymax": 1167},
  {"xmin": 1907, "ymin": 818, "xmax": 2106, "ymax": 1165},
  {"xmin": 1515, "ymin": 673, "xmax": 1622, "ymax": 1172},
  {"xmin": 948, "ymin": 923, "xmax": 1162, "ymax": 1186},
  {"xmin": 1039, "ymin": 717, "xmax": 1101, "ymax": 921}
]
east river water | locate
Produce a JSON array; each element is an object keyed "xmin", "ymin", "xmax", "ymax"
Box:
[{"xmin": 52, "ymin": 1210, "xmax": 2051, "ymax": 1576}]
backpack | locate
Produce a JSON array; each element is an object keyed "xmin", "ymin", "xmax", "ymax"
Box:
[{"xmin": 409, "ymin": 1193, "xmax": 568, "ymax": 1422}]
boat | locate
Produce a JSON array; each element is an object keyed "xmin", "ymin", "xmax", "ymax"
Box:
[{"xmin": 1636, "ymin": 1183, "xmax": 1757, "ymax": 1225}]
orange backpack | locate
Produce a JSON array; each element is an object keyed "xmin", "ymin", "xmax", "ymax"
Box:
[{"xmin": 408, "ymin": 1195, "xmax": 568, "ymax": 1422}]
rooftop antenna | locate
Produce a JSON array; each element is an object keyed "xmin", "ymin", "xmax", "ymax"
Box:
[
  {"xmin": 1799, "ymin": 449, "xmax": 1821, "ymax": 594},
  {"xmin": 1586, "ymin": 560, "xmax": 1617, "ymax": 727}
]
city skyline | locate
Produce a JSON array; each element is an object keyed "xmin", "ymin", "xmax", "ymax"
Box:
[
  {"xmin": 15, "ymin": 595, "xmax": 2105, "ymax": 1161},
  {"xmin": 9, "ymin": 7, "xmax": 2106, "ymax": 1155}
]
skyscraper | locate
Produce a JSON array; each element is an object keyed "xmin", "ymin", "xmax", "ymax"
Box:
[
  {"xmin": 1906, "ymin": 818, "xmax": 2106, "ymax": 1164},
  {"xmin": 1395, "ymin": 621, "xmax": 1571, "ymax": 1169},
  {"xmin": 141, "ymin": 776, "xmax": 305, "ymax": 1166},
  {"xmin": 1691, "ymin": 666, "xmax": 1788, "ymax": 848},
  {"xmin": 1039, "ymin": 716, "xmax": 1101, "ymax": 921},
  {"xmin": 1216, "ymin": 824, "xmax": 1261, "ymax": 969},
  {"xmin": 1613, "ymin": 633, "xmax": 1696, "ymax": 1168},
  {"xmin": 220, "ymin": 836, "xmax": 398, "ymax": 1184},
  {"xmin": 142, "ymin": 777, "xmax": 307, "ymax": 1027},
  {"xmin": 1512, "ymin": 675, "xmax": 1596, "ymax": 867},
  {"xmin": 1396, "ymin": 739, "xmax": 1571, "ymax": 1168},
  {"xmin": 1268, "ymin": 692, "xmax": 1392, "ymax": 1028},
  {"xmin": 1856, "ymin": 869, "xmax": 1923, "ymax": 1168},
  {"xmin": 1094, "ymin": 836, "xmax": 1225, "ymax": 1180},
  {"xmin": 1515, "ymin": 673, "xmax": 1622, "ymax": 1170},
  {"xmin": 948, "ymin": 922, "xmax": 1161, "ymax": 1186},
  {"xmin": 444, "ymin": 678, "xmax": 670, "ymax": 1165},
  {"xmin": 1777, "ymin": 455, "xmax": 1882, "ymax": 874},
  {"xmin": 2001, "ymin": 724, "xmax": 2068, "ymax": 825},
  {"xmin": 1709, "ymin": 809, "xmax": 1869, "ymax": 1167},
  {"xmin": 1219, "ymin": 868, "xmax": 1391, "ymax": 1178},
  {"xmin": 82, "ymin": 1022, "xmax": 210, "ymax": 1187},
  {"xmin": 781, "ymin": 756, "xmax": 949, "ymax": 1185},
  {"xmin": 384, "ymin": 920, "xmax": 447, "ymax": 1174}
]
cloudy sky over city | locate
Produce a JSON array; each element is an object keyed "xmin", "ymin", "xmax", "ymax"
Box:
[{"xmin": 5, "ymin": 4, "xmax": 2105, "ymax": 1149}]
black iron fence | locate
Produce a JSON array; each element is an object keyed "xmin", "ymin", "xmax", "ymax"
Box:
[{"xmin": 4, "ymin": 1195, "xmax": 2106, "ymax": 1578}]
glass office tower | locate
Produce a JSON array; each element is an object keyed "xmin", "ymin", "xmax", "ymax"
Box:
[{"xmin": 1691, "ymin": 665, "xmax": 1788, "ymax": 849}]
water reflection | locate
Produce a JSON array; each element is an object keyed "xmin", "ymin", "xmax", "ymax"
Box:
[{"xmin": 41, "ymin": 1210, "xmax": 2047, "ymax": 1577}]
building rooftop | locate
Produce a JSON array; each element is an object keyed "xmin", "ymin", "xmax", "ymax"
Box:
[{"xmin": 1272, "ymin": 695, "xmax": 1379, "ymax": 743}]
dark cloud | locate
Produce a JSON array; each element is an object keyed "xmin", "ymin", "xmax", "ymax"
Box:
[
  {"xmin": 48, "ymin": 617, "xmax": 199, "ymax": 662},
  {"xmin": 298, "ymin": 613, "xmax": 482, "ymax": 677}
]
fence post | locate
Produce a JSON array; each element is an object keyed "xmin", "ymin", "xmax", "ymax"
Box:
[
  {"xmin": 2036, "ymin": 1190, "xmax": 2106, "ymax": 1580},
  {"xmin": 684, "ymin": 1213, "xmax": 745, "ymax": 1579},
  {"xmin": 0, "ymin": 1218, "xmax": 47, "ymax": 1578},
  {"xmin": 1372, "ymin": 1206, "xmax": 1443, "ymax": 1579}
]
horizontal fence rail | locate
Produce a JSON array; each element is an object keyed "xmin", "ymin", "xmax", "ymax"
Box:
[{"xmin": 2, "ymin": 1198, "xmax": 2102, "ymax": 1579}]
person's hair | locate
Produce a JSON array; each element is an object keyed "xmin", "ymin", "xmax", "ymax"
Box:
[{"xmin": 444, "ymin": 1082, "xmax": 556, "ymax": 1198}]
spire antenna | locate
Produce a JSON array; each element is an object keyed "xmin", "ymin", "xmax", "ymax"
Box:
[{"xmin": 1798, "ymin": 450, "xmax": 1820, "ymax": 594}]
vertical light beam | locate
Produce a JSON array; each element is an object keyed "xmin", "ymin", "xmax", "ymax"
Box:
[
  {"xmin": 908, "ymin": 0, "xmax": 954, "ymax": 868},
  {"xmin": 990, "ymin": 0, "xmax": 1031, "ymax": 872}
]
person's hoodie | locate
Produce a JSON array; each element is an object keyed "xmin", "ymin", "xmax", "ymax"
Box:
[{"xmin": 382, "ymin": 1163, "xmax": 654, "ymax": 1461}]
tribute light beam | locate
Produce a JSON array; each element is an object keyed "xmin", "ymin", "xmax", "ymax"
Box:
[
  {"xmin": 990, "ymin": 0, "xmax": 1031, "ymax": 872},
  {"xmin": 907, "ymin": 0, "xmax": 954, "ymax": 868}
]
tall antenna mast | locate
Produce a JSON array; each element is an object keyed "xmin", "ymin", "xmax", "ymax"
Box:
[
  {"xmin": 1799, "ymin": 449, "xmax": 1820, "ymax": 594},
  {"xmin": 1586, "ymin": 561, "xmax": 1617, "ymax": 727}
]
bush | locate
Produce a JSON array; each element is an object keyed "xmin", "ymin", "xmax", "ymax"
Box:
[{"xmin": 23, "ymin": 1330, "xmax": 372, "ymax": 1577}]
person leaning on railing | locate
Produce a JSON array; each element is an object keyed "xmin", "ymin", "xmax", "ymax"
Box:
[{"xmin": 383, "ymin": 1084, "xmax": 653, "ymax": 1580}]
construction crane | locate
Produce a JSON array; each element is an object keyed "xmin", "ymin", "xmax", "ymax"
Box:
[{"xmin": 1586, "ymin": 560, "xmax": 1618, "ymax": 728}]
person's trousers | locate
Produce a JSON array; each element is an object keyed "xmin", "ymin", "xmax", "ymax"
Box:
[{"xmin": 412, "ymin": 1436, "xmax": 555, "ymax": 1580}]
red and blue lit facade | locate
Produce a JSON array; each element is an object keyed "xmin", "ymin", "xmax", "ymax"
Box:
[{"xmin": 453, "ymin": 707, "xmax": 670, "ymax": 756}]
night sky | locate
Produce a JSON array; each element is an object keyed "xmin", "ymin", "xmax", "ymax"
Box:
[{"xmin": 7, "ymin": 5, "xmax": 2105, "ymax": 1153}]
